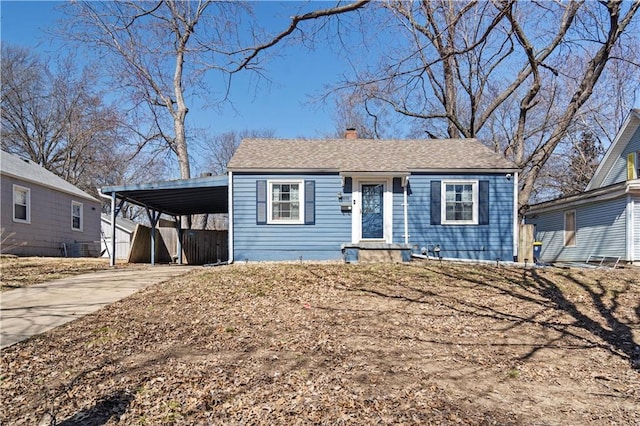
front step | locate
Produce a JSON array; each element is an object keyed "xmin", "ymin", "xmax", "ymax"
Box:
[{"xmin": 341, "ymin": 243, "xmax": 411, "ymax": 263}]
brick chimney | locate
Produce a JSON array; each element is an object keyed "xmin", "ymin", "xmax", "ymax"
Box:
[{"xmin": 345, "ymin": 128, "xmax": 358, "ymax": 139}]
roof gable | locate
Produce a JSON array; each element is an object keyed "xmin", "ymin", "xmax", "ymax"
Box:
[
  {"xmin": 586, "ymin": 109, "xmax": 640, "ymax": 190},
  {"xmin": 0, "ymin": 150, "xmax": 98, "ymax": 202},
  {"xmin": 227, "ymin": 138, "xmax": 518, "ymax": 172}
]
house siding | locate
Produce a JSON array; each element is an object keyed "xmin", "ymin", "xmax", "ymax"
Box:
[
  {"xmin": 406, "ymin": 173, "xmax": 515, "ymax": 261},
  {"xmin": 601, "ymin": 126, "xmax": 640, "ymax": 186},
  {"xmin": 528, "ymin": 196, "xmax": 627, "ymax": 262},
  {"xmin": 1, "ymin": 175, "xmax": 101, "ymax": 256},
  {"xmin": 232, "ymin": 173, "xmax": 351, "ymax": 261},
  {"xmin": 232, "ymin": 172, "xmax": 515, "ymax": 262}
]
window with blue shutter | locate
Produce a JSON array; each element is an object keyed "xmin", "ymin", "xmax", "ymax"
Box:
[
  {"xmin": 433, "ymin": 179, "xmax": 488, "ymax": 225},
  {"xmin": 258, "ymin": 179, "xmax": 315, "ymax": 225}
]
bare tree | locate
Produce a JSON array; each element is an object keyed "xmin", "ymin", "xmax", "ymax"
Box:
[
  {"xmin": 205, "ymin": 128, "xmax": 276, "ymax": 175},
  {"xmin": 63, "ymin": 0, "xmax": 370, "ymax": 182},
  {"xmin": 1, "ymin": 45, "xmax": 127, "ymax": 196},
  {"xmin": 332, "ymin": 0, "xmax": 639, "ymax": 214},
  {"xmin": 542, "ymin": 131, "xmax": 604, "ymax": 199}
]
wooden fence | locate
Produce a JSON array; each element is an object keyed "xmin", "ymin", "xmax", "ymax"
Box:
[
  {"xmin": 517, "ymin": 224, "xmax": 534, "ymax": 263},
  {"xmin": 128, "ymin": 224, "xmax": 228, "ymax": 265}
]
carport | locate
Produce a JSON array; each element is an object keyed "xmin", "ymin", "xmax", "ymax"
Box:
[{"xmin": 100, "ymin": 175, "xmax": 229, "ymax": 266}]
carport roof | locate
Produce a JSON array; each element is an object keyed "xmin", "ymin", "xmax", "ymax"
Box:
[{"xmin": 100, "ymin": 175, "xmax": 228, "ymax": 216}]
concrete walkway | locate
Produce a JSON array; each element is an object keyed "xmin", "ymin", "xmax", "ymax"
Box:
[{"xmin": 1, "ymin": 265, "xmax": 196, "ymax": 349}]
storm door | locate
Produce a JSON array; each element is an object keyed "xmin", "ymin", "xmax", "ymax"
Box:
[{"xmin": 361, "ymin": 183, "xmax": 384, "ymax": 239}]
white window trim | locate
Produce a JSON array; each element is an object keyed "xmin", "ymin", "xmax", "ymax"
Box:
[
  {"xmin": 12, "ymin": 184, "xmax": 31, "ymax": 224},
  {"xmin": 564, "ymin": 209, "xmax": 576, "ymax": 247},
  {"xmin": 72, "ymin": 201, "xmax": 83, "ymax": 232},
  {"xmin": 441, "ymin": 180, "xmax": 479, "ymax": 225},
  {"xmin": 267, "ymin": 180, "xmax": 305, "ymax": 224}
]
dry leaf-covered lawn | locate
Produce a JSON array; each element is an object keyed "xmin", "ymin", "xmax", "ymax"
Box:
[
  {"xmin": 0, "ymin": 257, "xmax": 141, "ymax": 291},
  {"xmin": 1, "ymin": 262, "xmax": 639, "ymax": 425}
]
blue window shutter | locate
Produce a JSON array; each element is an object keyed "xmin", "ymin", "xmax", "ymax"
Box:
[
  {"xmin": 393, "ymin": 177, "xmax": 402, "ymax": 193},
  {"xmin": 479, "ymin": 180, "xmax": 489, "ymax": 225},
  {"xmin": 344, "ymin": 177, "xmax": 352, "ymax": 194},
  {"xmin": 304, "ymin": 180, "xmax": 315, "ymax": 225},
  {"xmin": 256, "ymin": 180, "xmax": 267, "ymax": 225},
  {"xmin": 430, "ymin": 181, "xmax": 441, "ymax": 225}
]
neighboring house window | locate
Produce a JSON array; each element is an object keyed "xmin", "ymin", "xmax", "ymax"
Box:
[
  {"xmin": 72, "ymin": 201, "xmax": 83, "ymax": 231},
  {"xmin": 13, "ymin": 185, "xmax": 30, "ymax": 223},
  {"xmin": 564, "ymin": 210, "xmax": 576, "ymax": 247},
  {"xmin": 441, "ymin": 181, "xmax": 478, "ymax": 224},
  {"xmin": 627, "ymin": 153, "xmax": 636, "ymax": 180},
  {"xmin": 268, "ymin": 181, "xmax": 304, "ymax": 224}
]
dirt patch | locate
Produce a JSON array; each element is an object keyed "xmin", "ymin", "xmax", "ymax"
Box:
[
  {"xmin": 1, "ymin": 262, "xmax": 638, "ymax": 425},
  {"xmin": 0, "ymin": 257, "xmax": 144, "ymax": 291}
]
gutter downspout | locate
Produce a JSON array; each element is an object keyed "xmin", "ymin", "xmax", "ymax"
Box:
[
  {"xmin": 111, "ymin": 193, "xmax": 116, "ymax": 267},
  {"xmin": 403, "ymin": 176, "xmax": 409, "ymax": 245},
  {"xmin": 513, "ymin": 172, "xmax": 519, "ymax": 261},
  {"xmin": 228, "ymin": 171, "xmax": 234, "ymax": 263},
  {"xmin": 626, "ymin": 194, "xmax": 633, "ymax": 262}
]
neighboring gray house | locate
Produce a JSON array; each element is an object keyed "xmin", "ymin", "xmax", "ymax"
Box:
[
  {"xmin": 227, "ymin": 134, "xmax": 520, "ymax": 262},
  {"xmin": 100, "ymin": 214, "xmax": 137, "ymax": 259},
  {"xmin": 1, "ymin": 150, "xmax": 101, "ymax": 257},
  {"xmin": 526, "ymin": 109, "xmax": 640, "ymax": 264}
]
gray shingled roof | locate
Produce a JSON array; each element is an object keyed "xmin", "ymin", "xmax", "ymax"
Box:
[
  {"xmin": 1, "ymin": 150, "xmax": 98, "ymax": 201},
  {"xmin": 227, "ymin": 138, "xmax": 518, "ymax": 172}
]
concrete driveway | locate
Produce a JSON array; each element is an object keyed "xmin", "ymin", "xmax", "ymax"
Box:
[{"xmin": 1, "ymin": 265, "xmax": 196, "ymax": 349}]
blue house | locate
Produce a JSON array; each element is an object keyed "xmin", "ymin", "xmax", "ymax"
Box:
[
  {"xmin": 226, "ymin": 132, "xmax": 520, "ymax": 262},
  {"xmin": 526, "ymin": 109, "xmax": 640, "ymax": 264}
]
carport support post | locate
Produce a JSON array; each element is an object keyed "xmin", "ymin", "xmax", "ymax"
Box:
[
  {"xmin": 174, "ymin": 216, "xmax": 183, "ymax": 265},
  {"xmin": 146, "ymin": 207, "xmax": 161, "ymax": 266}
]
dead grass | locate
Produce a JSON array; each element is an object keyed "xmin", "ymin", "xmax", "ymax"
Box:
[
  {"xmin": 0, "ymin": 256, "xmax": 142, "ymax": 291},
  {"xmin": 1, "ymin": 261, "xmax": 639, "ymax": 425}
]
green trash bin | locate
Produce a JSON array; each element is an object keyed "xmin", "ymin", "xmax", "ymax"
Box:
[{"xmin": 533, "ymin": 241, "xmax": 542, "ymax": 262}]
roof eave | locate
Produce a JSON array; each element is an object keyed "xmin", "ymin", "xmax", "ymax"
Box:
[
  {"xmin": 1, "ymin": 170, "xmax": 99, "ymax": 202},
  {"xmin": 585, "ymin": 109, "xmax": 640, "ymax": 191},
  {"xmin": 101, "ymin": 174, "xmax": 228, "ymax": 194},
  {"xmin": 228, "ymin": 167, "xmax": 520, "ymax": 174},
  {"xmin": 526, "ymin": 181, "xmax": 628, "ymax": 215}
]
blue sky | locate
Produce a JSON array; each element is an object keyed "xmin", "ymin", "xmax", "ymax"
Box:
[{"xmin": 0, "ymin": 1, "xmax": 354, "ymax": 140}]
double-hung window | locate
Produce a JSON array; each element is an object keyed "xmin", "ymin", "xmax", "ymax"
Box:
[
  {"xmin": 13, "ymin": 185, "xmax": 30, "ymax": 223},
  {"xmin": 268, "ymin": 181, "xmax": 303, "ymax": 224},
  {"xmin": 442, "ymin": 181, "xmax": 478, "ymax": 224},
  {"xmin": 564, "ymin": 210, "xmax": 576, "ymax": 247},
  {"xmin": 72, "ymin": 201, "xmax": 83, "ymax": 231}
]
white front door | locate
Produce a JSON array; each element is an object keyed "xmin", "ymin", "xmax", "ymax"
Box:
[{"xmin": 352, "ymin": 178, "xmax": 393, "ymax": 243}]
